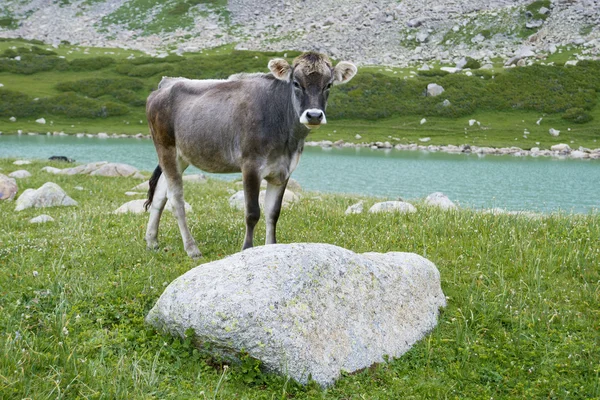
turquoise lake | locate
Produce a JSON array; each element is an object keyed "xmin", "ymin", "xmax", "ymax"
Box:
[{"xmin": 1, "ymin": 135, "xmax": 598, "ymax": 213}]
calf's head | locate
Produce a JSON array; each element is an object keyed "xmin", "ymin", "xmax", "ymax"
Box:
[{"xmin": 268, "ymin": 52, "xmax": 357, "ymax": 129}]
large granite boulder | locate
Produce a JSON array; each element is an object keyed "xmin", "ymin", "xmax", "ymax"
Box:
[
  {"xmin": 0, "ymin": 174, "xmax": 18, "ymax": 200},
  {"xmin": 146, "ymin": 243, "xmax": 446, "ymax": 387},
  {"xmin": 15, "ymin": 182, "xmax": 77, "ymax": 211}
]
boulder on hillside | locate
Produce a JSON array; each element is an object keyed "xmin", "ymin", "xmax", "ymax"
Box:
[
  {"xmin": 146, "ymin": 243, "xmax": 446, "ymax": 387},
  {"xmin": 0, "ymin": 174, "xmax": 18, "ymax": 200},
  {"xmin": 15, "ymin": 182, "xmax": 77, "ymax": 211},
  {"xmin": 9, "ymin": 170, "xmax": 32, "ymax": 179},
  {"xmin": 424, "ymin": 192, "xmax": 457, "ymax": 210},
  {"xmin": 426, "ymin": 83, "xmax": 444, "ymax": 97},
  {"xmin": 369, "ymin": 201, "xmax": 417, "ymax": 214},
  {"xmin": 229, "ymin": 189, "xmax": 299, "ymax": 210}
]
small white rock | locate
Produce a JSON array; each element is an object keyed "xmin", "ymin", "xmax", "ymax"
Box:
[
  {"xmin": 35, "ymin": 118, "xmax": 46, "ymax": 124},
  {"xmin": 29, "ymin": 214, "xmax": 55, "ymax": 224}
]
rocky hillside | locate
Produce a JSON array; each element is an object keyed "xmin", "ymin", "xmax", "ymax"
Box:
[{"xmin": 0, "ymin": 0, "xmax": 598, "ymax": 66}]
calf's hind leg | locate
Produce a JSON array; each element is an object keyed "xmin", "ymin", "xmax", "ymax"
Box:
[
  {"xmin": 264, "ymin": 180, "xmax": 288, "ymax": 245},
  {"xmin": 157, "ymin": 148, "xmax": 201, "ymax": 258},
  {"xmin": 145, "ymin": 171, "xmax": 168, "ymax": 250}
]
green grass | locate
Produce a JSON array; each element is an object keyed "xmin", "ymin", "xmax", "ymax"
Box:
[
  {"xmin": 0, "ymin": 158, "xmax": 599, "ymax": 398},
  {"xmin": 0, "ymin": 39, "xmax": 599, "ymax": 149}
]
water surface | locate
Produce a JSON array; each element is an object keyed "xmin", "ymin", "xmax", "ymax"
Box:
[{"xmin": 1, "ymin": 135, "xmax": 598, "ymax": 213}]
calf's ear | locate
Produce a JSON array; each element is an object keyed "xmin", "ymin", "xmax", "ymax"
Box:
[
  {"xmin": 333, "ymin": 61, "xmax": 357, "ymax": 85},
  {"xmin": 268, "ymin": 58, "xmax": 291, "ymax": 81}
]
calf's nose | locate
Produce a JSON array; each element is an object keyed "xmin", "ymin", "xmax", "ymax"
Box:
[{"xmin": 306, "ymin": 110, "xmax": 323, "ymax": 122}]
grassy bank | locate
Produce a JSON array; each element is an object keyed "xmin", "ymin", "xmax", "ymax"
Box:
[
  {"xmin": 0, "ymin": 39, "xmax": 598, "ymax": 149},
  {"xmin": 0, "ymin": 158, "xmax": 599, "ymax": 399}
]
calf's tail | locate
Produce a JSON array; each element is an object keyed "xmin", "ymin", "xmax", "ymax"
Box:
[{"xmin": 144, "ymin": 165, "xmax": 163, "ymax": 211}]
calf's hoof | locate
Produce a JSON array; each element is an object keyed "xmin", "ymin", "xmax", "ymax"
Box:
[
  {"xmin": 146, "ymin": 238, "xmax": 160, "ymax": 250},
  {"xmin": 187, "ymin": 248, "xmax": 202, "ymax": 259}
]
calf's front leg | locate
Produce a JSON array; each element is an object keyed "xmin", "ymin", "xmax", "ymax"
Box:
[
  {"xmin": 264, "ymin": 179, "xmax": 288, "ymax": 245},
  {"xmin": 242, "ymin": 169, "xmax": 261, "ymax": 250}
]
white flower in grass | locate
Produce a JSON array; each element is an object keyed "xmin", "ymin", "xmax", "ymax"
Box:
[{"xmin": 62, "ymin": 326, "xmax": 69, "ymax": 336}]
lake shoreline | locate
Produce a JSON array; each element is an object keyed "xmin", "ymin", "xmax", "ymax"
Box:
[{"xmin": 2, "ymin": 131, "xmax": 600, "ymax": 161}]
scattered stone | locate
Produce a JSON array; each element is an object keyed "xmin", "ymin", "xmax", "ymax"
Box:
[
  {"xmin": 132, "ymin": 181, "xmax": 150, "ymax": 191},
  {"xmin": 355, "ymin": 134, "xmax": 362, "ymax": 140},
  {"xmin": 419, "ymin": 137, "xmax": 431, "ymax": 142},
  {"xmin": 35, "ymin": 118, "xmax": 46, "ymax": 124},
  {"xmin": 424, "ymin": 192, "xmax": 457, "ymax": 210},
  {"xmin": 548, "ymin": 128, "xmax": 560, "ymax": 137},
  {"xmin": 183, "ymin": 174, "xmax": 208, "ymax": 184},
  {"xmin": 15, "ymin": 182, "xmax": 77, "ymax": 211},
  {"xmin": 29, "ymin": 214, "xmax": 55, "ymax": 224},
  {"xmin": 0, "ymin": 174, "xmax": 18, "ymax": 200},
  {"xmin": 41, "ymin": 166, "xmax": 62, "ymax": 174},
  {"xmin": 345, "ymin": 201, "xmax": 364, "ymax": 214},
  {"xmin": 113, "ymin": 199, "xmax": 191, "ymax": 214},
  {"xmin": 420, "ymin": 118, "xmax": 427, "ymax": 125},
  {"xmin": 8, "ymin": 170, "xmax": 31, "ymax": 179},
  {"xmin": 90, "ymin": 163, "xmax": 146, "ymax": 179},
  {"xmin": 441, "ymin": 99, "xmax": 451, "ymax": 107},
  {"xmin": 539, "ymin": 6, "xmax": 550, "ymax": 15},
  {"xmin": 229, "ymin": 189, "xmax": 299, "ymax": 210},
  {"xmin": 468, "ymin": 119, "xmax": 477, "ymax": 126},
  {"xmin": 564, "ymin": 60, "xmax": 578, "ymax": 66},
  {"xmin": 74, "ymin": 186, "xmax": 84, "ymax": 191},
  {"xmin": 427, "ymin": 83, "xmax": 445, "ymax": 97},
  {"xmin": 369, "ymin": 201, "xmax": 417, "ymax": 214},
  {"xmin": 536, "ymin": 118, "xmax": 543, "ymax": 125},
  {"xmin": 13, "ymin": 160, "xmax": 31, "ymax": 165},
  {"xmin": 146, "ymin": 243, "xmax": 446, "ymax": 387},
  {"xmin": 9, "ymin": 116, "xmax": 16, "ymax": 122},
  {"xmin": 97, "ymin": 132, "xmax": 110, "ymax": 139},
  {"xmin": 526, "ymin": 20, "xmax": 543, "ymax": 29},
  {"xmin": 551, "ymin": 143, "xmax": 571, "ymax": 153}
]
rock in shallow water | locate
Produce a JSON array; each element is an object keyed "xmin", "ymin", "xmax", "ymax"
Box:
[{"xmin": 146, "ymin": 243, "xmax": 445, "ymax": 387}]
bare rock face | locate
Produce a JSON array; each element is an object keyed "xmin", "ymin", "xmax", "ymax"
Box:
[
  {"xmin": 369, "ymin": 201, "xmax": 417, "ymax": 214},
  {"xmin": 146, "ymin": 243, "xmax": 446, "ymax": 387},
  {"xmin": 0, "ymin": 174, "xmax": 18, "ymax": 200},
  {"xmin": 15, "ymin": 182, "xmax": 77, "ymax": 211}
]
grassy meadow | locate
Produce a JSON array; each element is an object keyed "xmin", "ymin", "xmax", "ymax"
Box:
[
  {"xmin": 0, "ymin": 158, "xmax": 599, "ymax": 399},
  {"xmin": 0, "ymin": 38, "xmax": 598, "ymax": 149}
]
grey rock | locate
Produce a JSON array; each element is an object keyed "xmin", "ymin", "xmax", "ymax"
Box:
[
  {"xmin": 551, "ymin": 143, "xmax": 571, "ymax": 153},
  {"xmin": 113, "ymin": 199, "xmax": 192, "ymax": 214},
  {"xmin": 369, "ymin": 201, "xmax": 417, "ymax": 214},
  {"xmin": 0, "ymin": 174, "xmax": 18, "ymax": 200},
  {"xmin": 424, "ymin": 192, "xmax": 457, "ymax": 210},
  {"xmin": 13, "ymin": 160, "xmax": 31, "ymax": 166},
  {"xmin": 90, "ymin": 163, "xmax": 145, "ymax": 179},
  {"xmin": 146, "ymin": 243, "xmax": 446, "ymax": 387},
  {"xmin": 183, "ymin": 174, "xmax": 208, "ymax": 184},
  {"xmin": 41, "ymin": 166, "xmax": 62, "ymax": 174},
  {"xmin": 8, "ymin": 170, "xmax": 31, "ymax": 179},
  {"xmin": 29, "ymin": 214, "xmax": 55, "ymax": 224},
  {"xmin": 526, "ymin": 20, "xmax": 543, "ymax": 29},
  {"xmin": 427, "ymin": 83, "xmax": 444, "ymax": 97},
  {"xmin": 229, "ymin": 190, "xmax": 299, "ymax": 210},
  {"xmin": 15, "ymin": 182, "xmax": 77, "ymax": 211},
  {"xmin": 345, "ymin": 201, "xmax": 364, "ymax": 214},
  {"xmin": 549, "ymin": 128, "xmax": 561, "ymax": 137}
]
